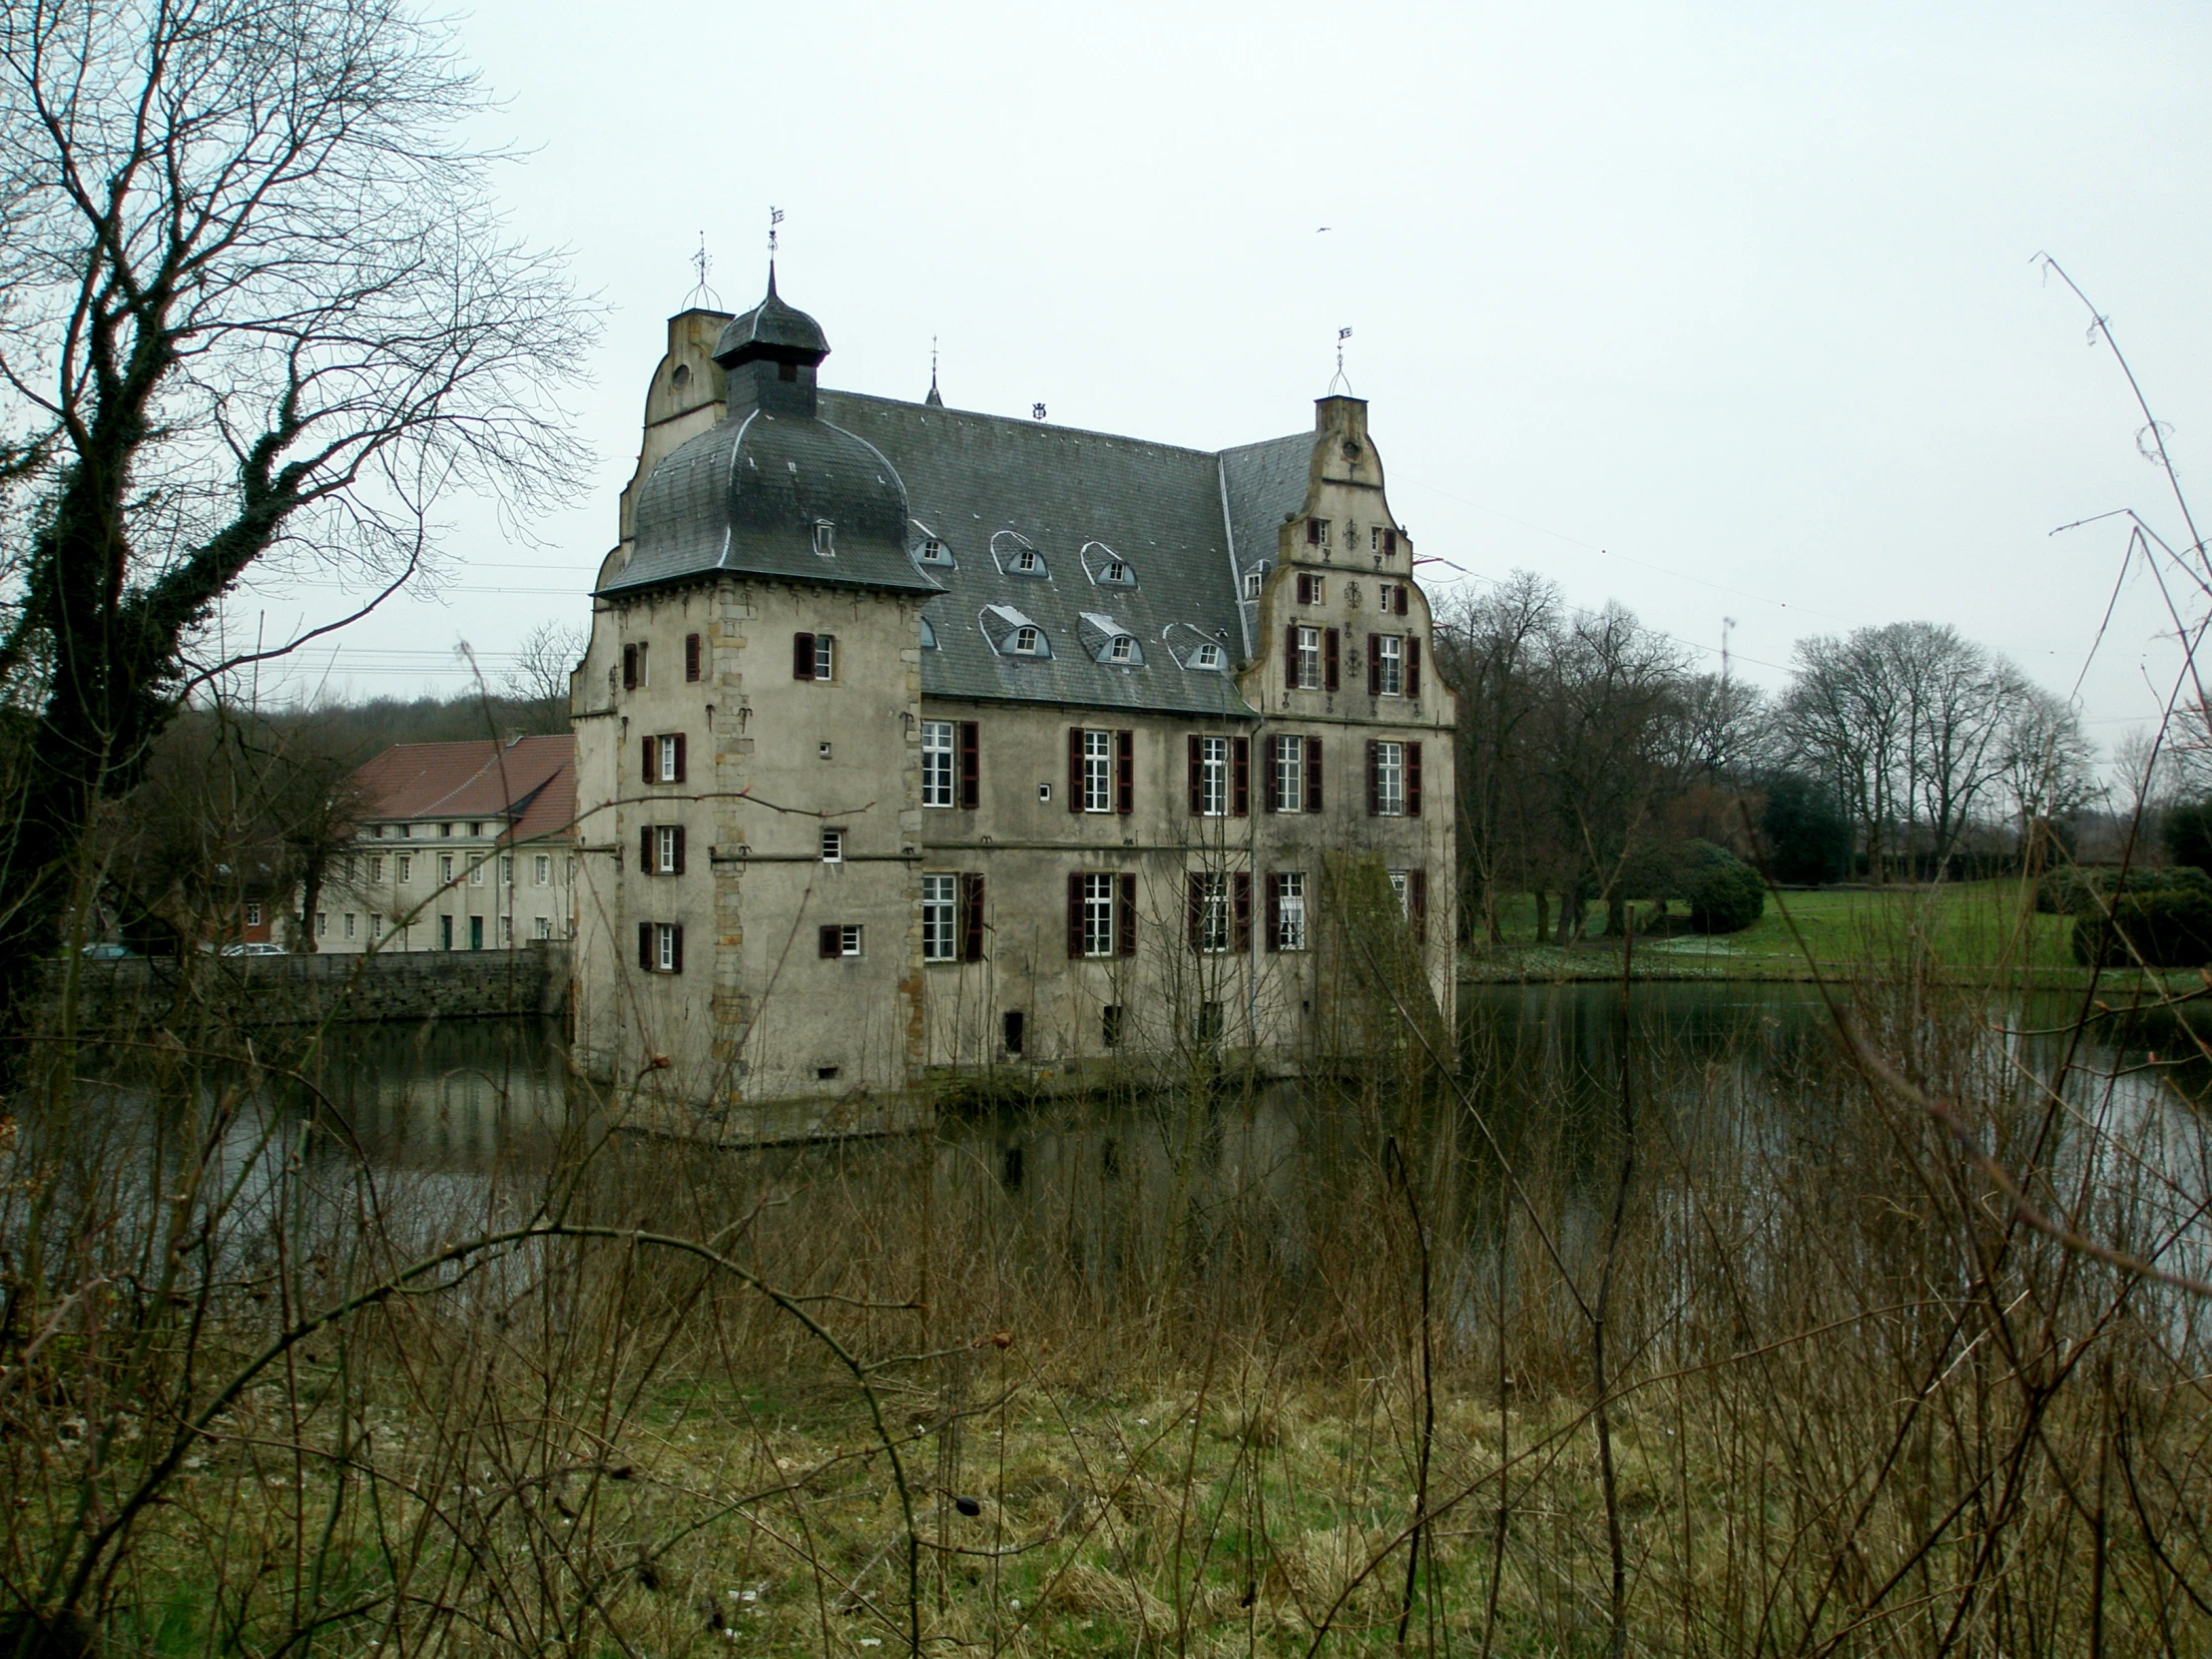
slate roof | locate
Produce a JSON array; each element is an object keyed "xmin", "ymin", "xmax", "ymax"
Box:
[
  {"xmin": 351, "ymin": 737, "xmax": 577, "ymax": 843},
  {"xmin": 821, "ymin": 391, "xmax": 1309, "ymax": 719},
  {"xmin": 712, "ymin": 266, "xmax": 830, "ymax": 363}
]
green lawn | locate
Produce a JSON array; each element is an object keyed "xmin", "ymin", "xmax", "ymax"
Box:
[{"xmin": 1465, "ymin": 880, "xmax": 2079, "ymax": 981}]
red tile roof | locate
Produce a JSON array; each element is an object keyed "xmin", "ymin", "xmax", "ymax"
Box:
[{"xmin": 351, "ymin": 736, "xmax": 577, "ymax": 844}]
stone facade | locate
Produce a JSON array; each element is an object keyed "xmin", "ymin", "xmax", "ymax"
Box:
[{"xmin": 570, "ymin": 278, "xmax": 1454, "ymax": 1117}]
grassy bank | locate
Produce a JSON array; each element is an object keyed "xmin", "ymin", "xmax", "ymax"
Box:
[{"xmin": 1463, "ymin": 877, "xmax": 2104, "ymax": 982}]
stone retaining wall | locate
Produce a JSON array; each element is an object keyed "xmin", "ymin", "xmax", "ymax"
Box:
[{"xmin": 41, "ymin": 943, "xmax": 568, "ymax": 1029}]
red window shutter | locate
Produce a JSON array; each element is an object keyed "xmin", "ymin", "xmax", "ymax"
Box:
[
  {"xmin": 1234, "ymin": 871, "xmax": 1252, "ymax": 950},
  {"xmin": 1369, "ymin": 640, "xmax": 1382, "ymax": 697},
  {"xmin": 685, "ymin": 633, "xmax": 702, "ymax": 682},
  {"xmin": 1367, "ymin": 741, "xmax": 1382, "ymax": 817},
  {"xmin": 820, "ymin": 924, "xmax": 840, "ymax": 959},
  {"xmin": 1407, "ymin": 638, "xmax": 1421, "ymax": 697},
  {"xmin": 1307, "ymin": 517, "xmax": 1322, "ymax": 545},
  {"xmin": 1296, "ymin": 572, "xmax": 1312, "ymax": 605},
  {"xmin": 1232, "ymin": 738, "xmax": 1250, "ymax": 817},
  {"xmin": 1118, "ymin": 873, "xmax": 1137, "ymax": 956},
  {"xmin": 622, "ymin": 644, "xmax": 637, "ymax": 691},
  {"xmin": 1306, "ymin": 737, "xmax": 1325, "ymax": 811},
  {"xmin": 637, "ymin": 921, "xmax": 651, "ymax": 970},
  {"xmin": 670, "ymin": 923, "xmax": 684, "ymax": 973},
  {"xmin": 1285, "ymin": 623, "xmax": 1299, "ymax": 686},
  {"xmin": 1325, "ymin": 629, "xmax": 1340, "ymax": 692},
  {"xmin": 960, "ymin": 873, "xmax": 985, "ymax": 962},
  {"xmin": 1407, "ymin": 742, "xmax": 1423, "ymax": 818},
  {"xmin": 1397, "ymin": 584, "xmax": 1410, "ymax": 617},
  {"xmin": 794, "ymin": 632, "xmax": 816, "ymax": 681},
  {"xmin": 1186, "ymin": 875, "xmax": 1203, "ymax": 950},
  {"xmin": 1262, "ymin": 738, "xmax": 1280, "ymax": 814},
  {"xmin": 640, "ymin": 826, "xmax": 654, "ymax": 874},
  {"xmin": 672, "ymin": 826, "xmax": 686, "ymax": 875},
  {"xmin": 1066, "ymin": 873, "xmax": 1084, "ymax": 958},
  {"xmin": 958, "ymin": 722, "xmax": 980, "ymax": 809},
  {"xmin": 1384, "ymin": 529, "xmax": 1397, "ymax": 558},
  {"xmin": 1410, "ymin": 870, "xmax": 1427, "ymax": 940},
  {"xmin": 641, "ymin": 737, "xmax": 653, "ymax": 784},
  {"xmin": 1115, "ymin": 731, "xmax": 1134, "ymax": 815},
  {"xmin": 1187, "ymin": 734, "xmax": 1203, "ymax": 816},
  {"xmin": 673, "ymin": 733, "xmax": 687, "ymax": 784},
  {"xmin": 1067, "ymin": 728, "xmax": 1083, "ymax": 813},
  {"xmin": 1265, "ymin": 872, "xmax": 1283, "ymax": 952}
]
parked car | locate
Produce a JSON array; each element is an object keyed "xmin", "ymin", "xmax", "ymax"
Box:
[
  {"xmin": 78, "ymin": 941, "xmax": 135, "ymax": 959},
  {"xmin": 219, "ymin": 942, "xmax": 287, "ymax": 957}
]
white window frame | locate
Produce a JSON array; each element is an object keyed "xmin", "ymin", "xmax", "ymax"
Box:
[
  {"xmin": 343, "ymin": 912, "xmax": 356, "ymax": 940},
  {"xmin": 368, "ymin": 855, "xmax": 383, "ymax": 883},
  {"xmin": 813, "ymin": 520, "xmax": 836, "ymax": 556},
  {"xmin": 921, "ymin": 720, "xmax": 955, "ymax": 808},
  {"xmin": 1192, "ymin": 644, "xmax": 1222, "ymax": 669},
  {"xmin": 1278, "ymin": 872, "xmax": 1308, "ymax": 950},
  {"xmin": 1376, "ymin": 633, "xmax": 1404, "ymax": 697},
  {"xmin": 1389, "ymin": 869, "xmax": 1411, "ymax": 916},
  {"xmin": 438, "ymin": 853, "xmax": 454, "ymax": 884},
  {"xmin": 656, "ymin": 921, "xmax": 679, "ymax": 971},
  {"xmin": 1274, "ymin": 735, "xmax": 1305, "ymax": 812},
  {"xmin": 917, "ymin": 537, "xmax": 951, "ymax": 566},
  {"xmin": 1295, "ymin": 626, "xmax": 1320, "ymax": 690},
  {"xmin": 1305, "ymin": 574, "xmax": 1327, "ymax": 605},
  {"xmin": 655, "ymin": 826, "xmax": 681, "ymax": 874},
  {"xmin": 1377, "ymin": 742, "xmax": 1405, "ymax": 817},
  {"xmin": 1081, "ymin": 872, "xmax": 1117, "ymax": 958},
  {"xmin": 813, "ymin": 633, "xmax": 836, "ymax": 681},
  {"xmin": 833, "ymin": 924, "xmax": 863, "ymax": 957},
  {"xmin": 1082, "ymin": 729, "xmax": 1114, "ymax": 814},
  {"xmin": 1196, "ymin": 872, "xmax": 1230, "ymax": 953},
  {"xmin": 1243, "ymin": 570, "xmax": 1263, "ymax": 599},
  {"xmin": 371, "ymin": 914, "xmax": 384, "ymax": 941},
  {"xmin": 1012, "ymin": 548, "xmax": 1040, "ymax": 574},
  {"xmin": 1108, "ymin": 635, "xmax": 1135, "ymax": 662},
  {"xmin": 468, "ymin": 858, "xmax": 484, "ymax": 887},
  {"xmin": 534, "ymin": 915, "xmax": 551, "ymax": 940},
  {"xmin": 398, "ymin": 855, "xmax": 412, "ymax": 883},
  {"xmin": 501, "ymin": 854, "xmax": 513, "ymax": 884},
  {"xmin": 1199, "ymin": 736, "xmax": 1229, "ymax": 818},
  {"xmin": 1012, "ymin": 625, "xmax": 1041, "ymax": 654},
  {"xmin": 534, "ymin": 853, "xmax": 551, "ymax": 886},
  {"xmin": 656, "ymin": 735, "xmax": 681, "ymax": 783},
  {"xmin": 921, "ymin": 873, "xmax": 956, "ymax": 962},
  {"xmin": 501, "ymin": 915, "xmax": 512, "ymax": 945},
  {"xmin": 314, "ymin": 911, "xmax": 326, "ymax": 937},
  {"xmin": 1102, "ymin": 559, "xmax": 1129, "ymax": 583},
  {"xmin": 821, "ymin": 827, "xmax": 843, "ymax": 863}
]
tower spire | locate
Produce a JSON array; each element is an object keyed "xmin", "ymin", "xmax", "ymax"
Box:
[
  {"xmin": 767, "ymin": 206, "xmax": 785, "ymax": 292},
  {"xmin": 926, "ymin": 334, "xmax": 943, "ymax": 407}
]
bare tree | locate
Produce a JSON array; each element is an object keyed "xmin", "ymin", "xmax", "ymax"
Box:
[
  {"xmin": 500, "ymin": 621, "xmax": 586, "ymax": 731},
  {"xmin": 0, "ymin": 0, "xmax": 594, "ymax": 1005}
]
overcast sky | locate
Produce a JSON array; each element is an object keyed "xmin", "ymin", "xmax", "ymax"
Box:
[{"xmin": 237, "ymin": 0, "xmax": 2212, "ymax": 760}]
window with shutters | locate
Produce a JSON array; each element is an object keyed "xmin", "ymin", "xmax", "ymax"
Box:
[
  {"xmin": 1373, "ymin": 527, "xmax": 1399, "ymax": 557},
  {"xmin": 1197, "ymin": 736, "xmax": 1228, "ymax": 816},
  {"xmin": 647, "ymin": 826, "xmax": 678, "ymax": 874},
  {"xmin": 1272, "ymin": 735, "xmax": 1305, "ymax": 812},
  {"xmin": 1375, "ymin": 741, "xmax": 1405, "ymax": 816},
  {"xmin": 1082, "ymin": 873, "xmax": 1117, "ymax": 957},
  {"xmin": 685, "ymin": 633, "xmax": 702, "ymax": 681},
  {"xmin": 1389, "ymin": 870, "xmax": 1411, "ymax": 917},
  {"xmin": 1296, "ymin": 572, "xmax": 1326, "ymax": 606},
  {"xmin": 1295, "ymin": 626, "xmax": 1321, "ymax": 690},
  {"xmin": 647, "ymin": 733, "xmax": 685, "ymax": 784},
  {"xmin": 638, "ymin": 921, "xmax": 682, "ymax": 973},
  {"xmin": 1307, "ymin": 517, "xmax": 1332, "ymax": 549},
  {"xmin": 921, "ymin": 875, "xmax": 956, "ymax": 962},
  {"xmin": 622, "ymin": 641, "xmax": 648, "ymax": 690},
  {"xmin": 818, "ymin": 924, "xmax": 863, "ymax": 958},
  {"xmin": 1378, "ymin": 580, "xmax": 1409, "ymax": 615},
  {"xmin": 1376, "ymin": 633, "xmax": 1404, "ymax": 696},
  {"xmin": 1274, "ymin": 872, "xmax": 1308, "ymax": 950},
  {"xmin": 1081, "ymin": 730, "xmax": 1113, "ymax": 813}
]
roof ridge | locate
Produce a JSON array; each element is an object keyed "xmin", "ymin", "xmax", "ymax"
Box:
[{"xmin": 823, "ymin": 387, "xmax": 1279, "ymax": 464}]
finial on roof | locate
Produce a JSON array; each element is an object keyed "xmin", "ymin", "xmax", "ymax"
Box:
[
  {"xmin": 926, "ymin": 335, "xmax": 943, "ymax": 407},
  {"xmin": 1327, "ymin": 325, "xmax": 1355, "ymax": 395},
  {"xmin": 682, "ymin": 232, "xmax": 722, "ymax": 310}
]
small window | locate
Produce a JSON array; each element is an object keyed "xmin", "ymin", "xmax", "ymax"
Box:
[
  {"xmin": 372, "ymin": 914, "xmax": 385, "ymax": 940},
  {"xmin": 816, "ymin": 1065, "xmax": 840, "ymax": 1081},
  {"xmin": 1297, "ymin": 572, "xmax": 1326, "ymax": 606},
  {"xmin": 1108, "ymin": 635, "xmax": 1134, "ymax": 663},
  {"xmin": 818, "ymin": 923, "xmax": 863, "ymax": 958},
  {"xmin": 813, "ymin": 634, "xmax": 836, "ymax": 681},
  {"xmin": 467, "ymin": 822, "xmax": 481, "ymax": 837},
  {"xmin": 813, "ymin": 520, "xmax": 836, "ymax": 557},
  {"xmin": 622, "ymin": 641, "xmax": 649, "ymax": 690},
  {"xmin": 500, "ymin": 915, "xmax": 512, "ymax": 945},
  {"xmin": 438, "ymin": 853, "xmax": 453, "ymax": 883},
  {"xmin": 919, "ymin": 617, "xmax": 937, "ymax": 649},
  {"xmin": 916, "ymin": 536, "xmax": 952, "ymax": 566},
  {"xmin": 821, "ymin": 827, "xmax": 843, "ymax": 862},
  {"xmin": 467, "ymin": 859, "xmax": 484, "ymax": 886},
  {"xmin": 313, "ymin": 911, "xmax": 326, "ymax": 937},
  {"xmin": 1373, "ymin": 526, "xmax": 1398, "ymax": 556},
  {"xmin": 1012, "ymin": 625, "xmax": 1041, "ymax": 654},
  {"xmin": 1243, "ymin": 570, "xmax": 1263, "ymax": 599},
  {"xmin": 1013, "ymin": 549, "xmax": 1040, "ymax": 574},
  {"xmin": 685, "ymin": 632, "xmax": 702, "ymax": 681},
  {"xmin": 368, "ymin": 856, "xmax": 383, "ymax": 883},
  {"xmin": 372, "ymin": 825, "xmax": 386, "ymax": 839},
  {"xmin": 398, "ymin": 854, "xmax": 412, "ymax": 882},
  {"xmin": 1101, "ymin": 1004, "xmax": 1124, "ymax": 1047},
  {"xmin": 534, "ymin": 853, "xmax": 551, "ymax": 886},
  {"xmin": 535, "ymin": 915, "xmax": 551, "ymax": 940},
  {"xmin": 818, "ymin": 741, "xmax": 833, "ymax": 760},
  {"xmin": 501, "ymin": 854, "xmax": 513, "ymax": 884},
  {"xmin": 1275, "ymin": 871, "xmax": 1308, "ymax": 950},
  {"xmin": 1307, "ymin": 517, "xmax": 1332, "ymax": 549},
  {"xmin": 1191, "ymin": 643, "xmax": 1223, "ymax": 670},
  {"xmin": 1002, "ymin": 1009, "xmax": 1026, "ymax": 1056},
  {"xmin": 439, "ymin": 824, "xmax": 453, "ymax": 837}
]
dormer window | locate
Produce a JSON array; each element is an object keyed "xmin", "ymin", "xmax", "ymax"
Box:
[
  {"xmin": 919, "ymin": 617, "xmax": 937, "ymax": 649},
  {"xmin": 1108, "ymin": 636, "xmax": 1135, "ymax": 663},
  {"xmin": 1012, "ymin": 626, "xmax": 1041, "ymax": 654},
  {"xmin": 915, "ymin": 536, "xmax": 952, "ymax": 566},
  {"xmin": 1191, "ymin": 643, "xmax": 1224, "ymax": 670},
  {"xmin": 1243, "ymin": 570, "xmax": 1263, "ymax": 600},
  {"xmin": 813, "ymin": 520, "xmax": 836, "ymax": 556},
  {"xmin": 1013, "ymin": 549, "xmax": 1040, "ymax": 574},
  {"xmin": 983, "ymin": 603, "xmax": 1049, "ymax": 657}
]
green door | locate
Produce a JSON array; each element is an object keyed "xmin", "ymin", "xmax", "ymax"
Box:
[
  {"xmin": 438, "ymin": 915, "xmax": 452, "ymax": 950},
  {"xmin": 468, "ymin": 915, "xmax": 484, "ymax": 950}
]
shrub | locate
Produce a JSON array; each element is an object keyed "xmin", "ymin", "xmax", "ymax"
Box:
[
  {"xmin": 2165, "ymin": 799, "xmax": 2212, "ymax": 875},
  {"xmin": 1677, "ymin": 839, "xmax": 1766, "ymax": 933},
  {"xmin": 2039, "ymin": 863, "xmax": 2212, "ymax": 915},
  {"xmin": 2072, "ymin": 884, "xmax": 2212, "ymax": 967},
  {"xmin": 1758, "ymin": 773, "xmax": 1851, "ymax": 884}
]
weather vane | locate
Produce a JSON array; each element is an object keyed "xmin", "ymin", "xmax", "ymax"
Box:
[
  {"xmin": 1329, "ymin": 326, "xmax": 1355, "ymax": 394},
  {"xmin": 769, "ymin": 206, "xmax": 785, "ymax": 256},
  {"xmin": 683, "ymin": 232, "xmax": 721, "ymax": 309}
]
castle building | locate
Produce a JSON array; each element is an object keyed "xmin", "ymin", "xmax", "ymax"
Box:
[{"xmin": 569, "ymin": 274, "xmax": 1453, "ymax": 1121}]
